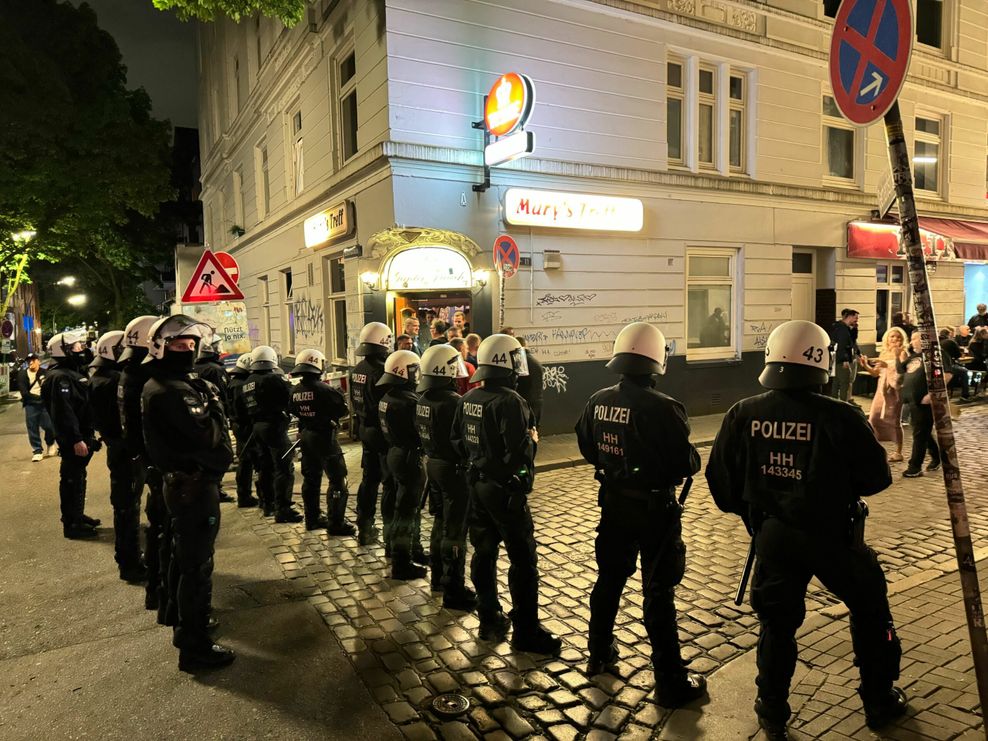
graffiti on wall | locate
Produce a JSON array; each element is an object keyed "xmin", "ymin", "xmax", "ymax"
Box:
[
  {"xmin": 294, "ymin": 293, "xmax": 325, "ymax": 345},
  {"xmin": 542, "ymin": 365, "xmax": 569, "ymax": 393}
]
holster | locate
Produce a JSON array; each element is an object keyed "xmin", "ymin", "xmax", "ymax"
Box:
[
  {"xmin": 849, "ymin": 499, "xmax": 869, "ymax": 547},
  {"xmin": 164, "ymin": 470, "xmax": 203, "ymax": 508}
]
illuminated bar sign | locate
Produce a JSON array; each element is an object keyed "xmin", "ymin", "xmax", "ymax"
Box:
[
  {"xmin": 304, "ymin": 201, "xmax": 352, "ymax": 248},
  {"xmin": 504, "ymin": 188, "xmax": 644, "ymax": 232}
]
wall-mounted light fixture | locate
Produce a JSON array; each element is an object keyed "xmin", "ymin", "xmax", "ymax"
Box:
[
  {"xmin": 472, "ymin": 269, "xmax": 489, "ymax": 289},
  {"xmin": 360, "ymin": 271, "xmax": 380, "ymax": 292}
]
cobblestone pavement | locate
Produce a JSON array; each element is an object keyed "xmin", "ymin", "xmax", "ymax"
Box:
[{"xmin": 235, "ymin": 402, "xmax": 988, "ymax": 740}]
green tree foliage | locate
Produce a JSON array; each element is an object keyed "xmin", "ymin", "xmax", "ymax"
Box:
[
  {"xmin": 0, "ymin": 0, "xmax": 175, "ymax": 327},
  {"xmin": 152, "ymin": 0, "xmax": 306, "ymax": 24}
]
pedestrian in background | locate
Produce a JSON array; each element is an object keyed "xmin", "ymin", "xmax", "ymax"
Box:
[
  {"xmin": 898, "ymin": 331, "xmax": 942, "ymax": 478},
  {"xmin": 449, "ymin": 338, "xmax": 477, "ymax": 395},
  {"xmin": 395, "ymin": 333, "xmax": 413, "ymax": 351},
  {"xmin": 429, "ymin": 319, "xmax": 449, "ymax": 347},
  {"xmin": 859, "ymin": 327, "xmax": 908, "ymax": 462},
  {"xmin": 17, "ymin": 352, "xmax": 56, "ymax": 461},
  {"xmin": 828, "ymin": 308, "xmax": 860, "ymax": 401},
  {"xmin": 515, "ymin": 337, "xmax": 544, "ymax": 427},
  {"xmin": 465, "ymin": 333, "xmax": 481, "ymax": 367},
  {"xmin": 967, "ymin": 302, "xmax": 987, "ymax": 330}
]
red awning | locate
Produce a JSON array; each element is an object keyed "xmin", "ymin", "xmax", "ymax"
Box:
[
  {"xmin": 919, "ymin": 217, "xmax": 988, "ymax": 261},
  {"xmin": 847, "ymin": 221, "xmax": 954, "ymax": 260}
]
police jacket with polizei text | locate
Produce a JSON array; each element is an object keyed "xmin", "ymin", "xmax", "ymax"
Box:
[
  {"xmin": 705, "ymin": 389, "xmax": 891, "ymax": 536},
  {"xmin": 451, "ymin": 383, "xmax": 535, "ymax": 484},
  {"xmin": 41, "ymin": 363, "xmax": 94, "ymax": 447},
  {"xmin": 416, "ymin": 386, "xmax": 462, "ymax": 463},
  {"xmin": 194, "ymin": 357, "xmax": 230, "ymax": 405},
  {"xmin": 350, "ymin": 356, "xmax": 386, "ymax": 428},
  {"xmin": 242, "ymin": 370, "xmax": 291, "ymax": 423},
  {"xmin": 141, "ymin": 368, "xmax": 233, "ymax": 477},
  {"xmin": 379, "ymin": 385, "xmax": 421, "ymax": 450},
  {"xmin": 119, "ymin": 361, "xmax": 153, "ymax": 457},
  {"xmin": 89, "ymin": 363, "xmax": 123, "ymax": 439},
  {"xmin": 291, "ymin": 376, "xmax": 348, "ymax": 433},
  {"xmin": 575, "ymin": 379, "xmax": 700, "ymax": 490}
]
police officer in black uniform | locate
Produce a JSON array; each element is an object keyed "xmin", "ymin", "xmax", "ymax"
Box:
[
  {"xmin": 575, "ymin": 322, "xmax": 705, "ymax": 706},
  {"xmin": 90, "ymin": 330, "xmax": 145, "ymax": 579},
  {"xmin": 141, "ymin": 315, "xmax": 236, "ymax": 671},
  {"xmin": 117, "ymin": 314, "xmax": 165, "ymax": 610},
  {"xmin": 350, "ymin": 322, "xmax": 396, "ymax": 546},
  {"xmin": 416, "ymin": 344, "xmax": 477, "ymax": 611},
  {"xmin": 451, "ymin": 333, "xmax": 561, "ymax": 655},
  {"xmin": 228, "ymin": 352, "xmax": 260, "ymax": 507},
  {"xmin": 242, "ymin": 345, "xmax": 302, "ymax": 522},
  {"xmin": 289, "ymin": 348, "xmax": 356, "ymax": 535},
  {"xmin": 41, "ymin": 330, "xmax": 101, "ymax": 539},
  {"xmin": 195, "ymin": 335, "xmax": 235, "ymax": 503},
  {"xmin": 378, "ymin": 350, "xmax": 429, "ymax": 580},
  {"xmin": 706, "ymin": 320, "xmax": 906, "ymax": 740}
]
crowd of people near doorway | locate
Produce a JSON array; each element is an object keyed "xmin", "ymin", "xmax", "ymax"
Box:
[{"xmin": 829, "ymin": 303, "xmax": 987, "ymax": 479}]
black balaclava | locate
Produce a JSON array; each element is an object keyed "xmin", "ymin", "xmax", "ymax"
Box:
[{"xmin": 161, "ymin": 343, "xmax": 196, "ymax": 374}]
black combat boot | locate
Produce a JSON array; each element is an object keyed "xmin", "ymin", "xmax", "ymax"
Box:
[
  {"xmin": 655, "ymin": 672, "xmax": 707, "ymax": 708},
  {"xmin": 327, "ymin": 489, "xmax": 356, "ymax": 535},
  {"xmin": 442, "ymin": 587, "xmax": 477, "ymax": 613},
  {"xmin": 863, "ymin": 687, "xmax": 908, "ymax": 729},
  {"xmin": 119, "ymin": 562, "xmax": 148, "ymax": 583},
  {"xmin": 478, "ymin": 611, "xmax": 511, "ymax": 642},
  {"xmin": 178, "ymin": 642, "xmax": 236, "ymax": 672},
  {"xmin": 358, "ymin": 524, "xmax": 379, "ymax": 545},
  {"xmin": 79, "ymin": 514, "xmax": 101, "ymax": 527},
  {"xmin": 587, "ymin": 640, "xmax": 620, "ymax": 676},
  {"xmin": 275, "ymin": 506, "xmax": 304, "ymax": 523},
  {"xmin": 511, "ymin": 624, "xmax": 562, "ymax": 656},
  {"xmin": 305, "ymin": 513, "xmax": 329, "ymax": 531},
  {"xmin": 237, "ymin": 495, "xmax": 259, "ymax": 508},
  {"xmin": 754, "ymin": 697, "xmax": 790, "ymax": 740},
  {"xmin": 63, "ymin": 522, "xmax": 98, "ymax": 539},
  {"xmin": 391, "ymin": 559, "xmax": 428, "ymax": 581},
  {"xmin": 411, "ymin": 547, "xmax": 430, "ymax": 566}
]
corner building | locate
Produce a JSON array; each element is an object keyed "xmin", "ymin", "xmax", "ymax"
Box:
[{"xmin": 197, "ymin": 0, "xmax": 988, "ymax": 434}]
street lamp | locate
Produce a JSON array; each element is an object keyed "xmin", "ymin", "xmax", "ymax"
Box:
[
  {"xmin": 56, "ymin": 276, "xmax": 77, "ymax": 287},
  {"xmin": 11, "ymin": 230, "xmax": 36, "ymax": 243},
  {"xmin": 67, "ymin": 294, "xmax": 87, "ymax": 307}
]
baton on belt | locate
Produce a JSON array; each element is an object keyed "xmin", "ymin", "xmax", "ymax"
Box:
[
  {"xmin": 678, "ymin": 476, "xmax": 693, "ymax": 506},
  {"xmin": 281, "ymin": 438, "xmax": 301, "ymax": 460},
  {"xmin": 734, "ymin": 540, "xmax": 756, "ymax": 606}
]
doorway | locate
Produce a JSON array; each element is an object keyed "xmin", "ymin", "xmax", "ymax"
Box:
[
  {"xmin": 791, "ymin": 250, "xmax": 816, "ymax": 322},
  {"xmin": 392, "ymin": 292, "xmax": 472, "ymax": 350}
]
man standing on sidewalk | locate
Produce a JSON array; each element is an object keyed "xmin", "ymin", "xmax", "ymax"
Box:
[
  {"xmin": 706, "ymin": 320, "xmax": 907, "ymax": 740},
  {"xmin": 17, "ymin": 352, "xmax": 56, "ymax": 462},
  {"xmin": 575, "ymin": 322, "xmax": 705, "ymax": 707},
  {"xmin": 828, "ymin": 308, "xmax": 860, "ymax": 401}
]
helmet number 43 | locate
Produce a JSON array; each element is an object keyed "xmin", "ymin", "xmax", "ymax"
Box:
[{"xmin": 802, "ymin": 346, "xmax": 824, "ymax": 363}]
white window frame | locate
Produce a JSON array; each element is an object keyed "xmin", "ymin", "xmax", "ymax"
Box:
[
  {"xmin": 822, "ymin": 94, "xmax": 859, "ymax": 187},
  {"xmin": 254, "ymin": 141, "xmax": 270, "ymax": 220},
  {"xmin": 282, "ymin": 268, "xmax": 296, "ymax": 356},
  {"xmin": 325, "ymin": 254, "xmax": 348, "ymax": 363},
  {"xmin": 666, "ymin": 57, "xmax": 685, "ymax": 167},
  {"xmin": 913, "ymin": 113, "xmax": 944, "ymax": 198},
  {"xmin": 259, "ymin": 275, "xmax": 272, "ymax": 345},
  {"xmin": 914, "ymin": 0, "xmax": 948, "ymax": 54},
  {"xmin": 666, "ymin": 50, "xmax": 753, "ymax": 177},
  {"xmin": 287, "ymin": 106, "xmax": 304, "ymax": 196},
  {"xmin": 233, "ymin": 55, "xmax": 241, "ymax": 113},
  {"xmin": 875, "ymin": 263, "xmax": 908, "ymax": 341},
  {"xmin": 232, "ymin": 168, "xmax": 244, "ymax": 231},
  {"xmin": 685, "ymin": 247, "xmax": 739, "ymax": 362},
  {"xmin": 335, "ymin": 42, "xmax": 358, "ymax": 165}
]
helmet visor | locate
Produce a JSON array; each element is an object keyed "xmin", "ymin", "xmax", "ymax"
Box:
[
  {"xmin": 63, "ymin": 329, "xmax": 88, "ymax": 347},
  {"xmin": 407, "ymin": 363, "xmax": 420, "ymax": 385},
  {"xmin": 512, "ymin": 348, "xmax": 529, "ymax": 377},
  {"xmin": 452, "ymin": 356, "xmax": 469, "ymax": 379}
]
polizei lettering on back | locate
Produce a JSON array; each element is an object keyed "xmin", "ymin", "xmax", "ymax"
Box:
[
  {"xmin": 750, "ymin": 420, "xmax": 813, "ymax": 442},
  {"xmin": 463, "ymin": 402, "xmax": 484, "ymax": 418},
  {"xmin": 594, "ymin": 405, "xmax": 631, "ymax": 424}
]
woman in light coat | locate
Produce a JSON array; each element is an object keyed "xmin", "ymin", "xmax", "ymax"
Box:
[{"xmin": 860, "ymin": 326, "xmax": 908, "ymax": 462}]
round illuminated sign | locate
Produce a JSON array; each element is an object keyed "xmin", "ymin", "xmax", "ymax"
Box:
[{"xmin": 484, "ymin": 73, "xmax": 535, "ymax": 138}]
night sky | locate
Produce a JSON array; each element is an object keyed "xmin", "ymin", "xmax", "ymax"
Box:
[{"xmin": 71, "ymin": 0, "xmax": 199, "ymax": 129}]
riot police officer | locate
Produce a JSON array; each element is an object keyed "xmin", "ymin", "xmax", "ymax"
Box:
[
  {"xmin": 90, "ymin": 330, "xmax": 145, "ymax": 579},
  {"xmin": 289, "ymin": 348, "xmax": 356, "ymax": 535},
  {"xmin": 118, "ymin": 314, "xmax": 165, "ymax": 611},
  {"xmin": 378, "ymin": 350, "xmax": 429, "ymax": 580},
  {"xmin": 195, "ymin": 335, "xmax": 235, "ymax": 504},
  {"xmin": 415, "ymin": 344, "xmax": 476, "ymax": 610},
  {"xmin": 706, "ymin": 320, "xmax": 906, "ymax": 740},
  {"xmin": 228, "ymin": 352, "xmax": 260, "ymax": 508},
  {"xmin": 242, "ymin": 346, "xmax": 302, "ymax": 522},
  {"xmin": 141, "ymin": 315, "xmax": 236, "ymax": 671},
  {"xmin": 451, "ymin": 334, "xmax": 560, "ymax": 655},
  {"xmin": 575, "ymin": 322, "xmax": 705, "ymax": 705},
  {"xmin": 41, "ymin": 330, "xmax": 101, "ymax": 539},
  {"xmin": 350, "ymin": 322, "xmax": 396, "ymax": 546}
]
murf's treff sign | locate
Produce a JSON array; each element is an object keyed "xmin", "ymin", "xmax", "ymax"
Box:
[{"xmin": 504, "ymin": 188, "xmax": 643, "ymax": 232}]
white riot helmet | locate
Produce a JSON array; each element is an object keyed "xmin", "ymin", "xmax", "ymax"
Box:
[
  {"xmin": 198, "ymin": 331, "xmax": 222, "ymax": 360},
  {"xmin": 377, "ymin": 349, "xmax": 421, "ymax": 387},
  {"xmin": 250, "ymin": 345, "xmax": 279, "ymax": 371},
  {"xmin": 47, "ymin": 329, "xmax": 88, "ymax": 359},
  {"xmin": 417, "ymin": 343, "xmax": 468, "ymax": 391},
  {"xmin": 472, "ymin": 333, "xmax": 529, "ymax": 383},
  {"xmin": 147, "ymin": 315, "xmax": 212, "ymax": 361},
  {"xmin": 355, "ymin": 321, "xmax": 393, "ymax": 357},
  {"xmin": 759, "ymin": 320, "xmax": 833, "ymax": 390},
  {"xmin": 292, "ymin": 348, "xmax": 326, "ymax": 376},
  {"xmin": 91, "ymin": 330, "xmax": 125, "ymax": 367},
  {"xmin": 119, "ymin": 314, "xmax": 159, "ymax": 362},
  {"xmin": 230, "ymin": 352, "xmax": 253, "ymax": 376},
  {"xmin": 606, "ymin": 322, "xmax": 669, "ymax": 375}
]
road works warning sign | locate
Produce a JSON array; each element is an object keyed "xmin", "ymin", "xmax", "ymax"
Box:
[{"xmin": 181, "ymin": 249, "xmax": 245, "ymax": 303}]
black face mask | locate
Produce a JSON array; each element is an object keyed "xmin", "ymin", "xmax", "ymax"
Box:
[{"xmin": 162, "ymin": 349, "xmax": 195, "ymax": 374}]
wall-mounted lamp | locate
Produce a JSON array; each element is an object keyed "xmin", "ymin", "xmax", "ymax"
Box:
[
  {"xmin": 472, "ymin": 269, "xmax": 489, "ymax": 288},
  {"xmin": 360, "ymin": 271, "xmax": 380, "ymax": 292}
]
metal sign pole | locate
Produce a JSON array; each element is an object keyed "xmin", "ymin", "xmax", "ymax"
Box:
[
  {"xmin": 497, "ymin": 265, "xmax": 505, "ymax": 331},
  {"xmin": 884, "ymin": 101, "xmax": 988, "ymax": 730}
]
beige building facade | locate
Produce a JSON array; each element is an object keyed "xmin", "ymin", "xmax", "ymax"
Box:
[{"xmin": 196, "ymin": 0, "xmax": 988, "ymax": 432}]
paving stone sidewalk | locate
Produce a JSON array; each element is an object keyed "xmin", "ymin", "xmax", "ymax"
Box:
[{"xmin": 235, "ymin": 400, "xmax": 988, "ymax": 740}]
